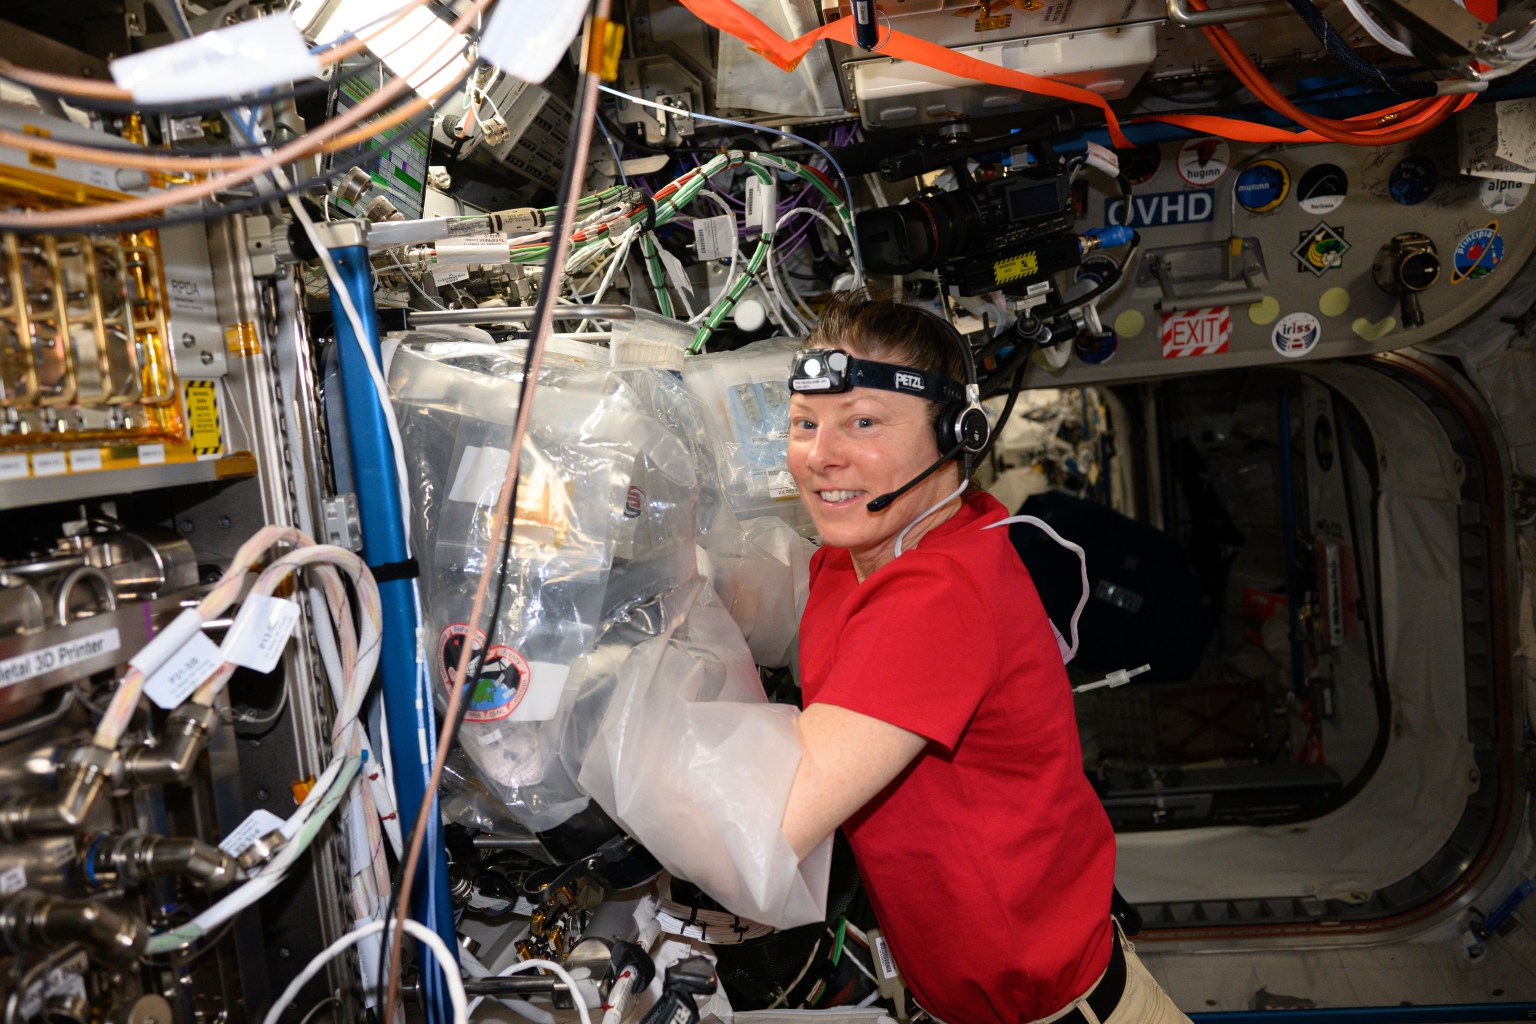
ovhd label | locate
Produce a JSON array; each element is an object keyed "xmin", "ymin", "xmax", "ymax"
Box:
[{"xmin": 1104, "ymin": 189, "xmax": 1214, "ymax": 228}]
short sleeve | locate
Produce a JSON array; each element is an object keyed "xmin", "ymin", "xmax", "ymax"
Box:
[{"xmin": 808, "ymin": 554, "xmax": 1000, "ymax": 751}]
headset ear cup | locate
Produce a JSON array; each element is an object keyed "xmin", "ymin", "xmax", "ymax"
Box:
[
  {"xmin": 959, "ymin": 405, "xmax": 990, "ymax": 453},
  {"xmin": 934, "ymin": 402, "xmax": 963, "ymax": 454}
]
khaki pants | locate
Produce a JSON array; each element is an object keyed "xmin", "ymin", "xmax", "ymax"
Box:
[{"xmin": 1052, "ymin": 924, "xmax": 1192, "ymax": 1024}]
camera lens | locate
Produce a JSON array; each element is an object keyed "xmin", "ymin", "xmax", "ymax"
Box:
[{"xmin": 855, "ymin": 191, "xmax": 981, "ymax": 274}]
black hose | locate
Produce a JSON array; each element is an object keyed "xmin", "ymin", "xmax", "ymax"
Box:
[{"xmin": 1282, "ymin": 0, "xmax": 1436, "ymax": 98}]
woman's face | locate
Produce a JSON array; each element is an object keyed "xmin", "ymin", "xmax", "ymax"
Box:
[{"xmin": 788, "ymin": 384, "xmax": 961, "ymax": 576}]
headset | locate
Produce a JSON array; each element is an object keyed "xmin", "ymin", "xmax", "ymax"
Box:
[{"xmin": 789, "ymin": 311, "xmax": 989, "ymax": 512}]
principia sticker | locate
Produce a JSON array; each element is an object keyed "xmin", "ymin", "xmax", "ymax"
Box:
[
  {"xmin": 1176, "ymin": 137, "xmax": 1230, "ymax": 187},
  {"xmin": 1451, "ymin": 222, "xmax": 1505, "ymax": 283},
  {"xmin": 437, "ymin": 623, "xmax": 529, "ymax": 722},
  {"xmin": 1272, "ymin": 312, "xmax": 1322, "ymax": 358}
]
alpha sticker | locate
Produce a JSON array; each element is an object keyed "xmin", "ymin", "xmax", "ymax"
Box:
[
  {"xmin": 1451, "ymin": 222, "xmax": 1505, "ymax": 283},
  {"xmin": 1176, "ymin": 138, "xmax": 1230, "ymax": 186},
  {"xmin": 1293, "ymin": 223, "xmax": 1350, "ymax": 277},
  {"xmin": 1103, "ymin": 189, "xmax": 1214, "ymax": 228},
  {"xmin": 1272, "ymin": 312, "xmax": 1322, "ymax": 358},
  {"xmin": 1161, "ymin": 307, "xmax": 1230, "ymax": 358},
  {"xmin": 1297, "ymin": 164, "xmax": 1348, "ymax": 214},
  {"xmin": 1389, "ymin": 156, "xmax": 1438, "ymax": 206},
  {"xmin": 1481, "ymin": 178, "xmax": 1528, "ymax": 214},
  {"xmin": 1234, "ymin": 159, "xmax": 1290, "ymax": 213},
  {"xmin": 437, "ymin": 623, "xmax": 529, "ymax": 723}
]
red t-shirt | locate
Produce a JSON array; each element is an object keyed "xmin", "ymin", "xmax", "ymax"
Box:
[{"xmin": 799, "ymin": 491, "xmax": 1116, "ymax": 1024}]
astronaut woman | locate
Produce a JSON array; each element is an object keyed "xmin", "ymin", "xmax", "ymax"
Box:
[{"xmin": 780, "ymin": 292, "xmax": 1189, "ymax": 1024}]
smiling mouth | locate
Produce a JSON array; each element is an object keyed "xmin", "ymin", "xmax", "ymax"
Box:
[{"xmin": 816, "ymin": 489, "xmax": 866, "ymax": 505}]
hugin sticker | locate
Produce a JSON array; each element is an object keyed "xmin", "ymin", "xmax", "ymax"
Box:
[
  {"xmin": 1234, "ymin": 159, "xmax": 1290, "ymax": 213},
  {"xmin": 1272, "ymin": 312, "xmax": 1322, "ymax": 358},
  {"xmin": 1480, "ymin": 178, "xmax": 1528, "ymax": 214},
  {"xmin": 1161, "ymin": 307, "xmax": 1231, "ymax": 359},
  {"xmin": 1297, "ymin": 164, "xmax": 1348, "ymax": 214},
  {"xmin": 1293, "ymin": 222, "xmax": 1350, "ymax": 277},
  {"xmin": 1451, "ymin": 222, "xmax": 1505, "ymax": 283},
  {"xmin": 1177, "ymin": 138, "xmax": 1230, "ymax": 186},
  {"xmin": 437, "ymin": 623, "xmax": 529, "ymax": 722},
  {"xmin": 1389, "ymin": 156, "xmax": 1438, "ymax": 206}
]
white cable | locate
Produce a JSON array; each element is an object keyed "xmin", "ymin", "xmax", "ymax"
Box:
[
  {"xmin": 893, "ymin": 475, "xmax": 968, "ymax": 559},
  {"xmin": 857, "ymin": 990, "xmax": 883, "ymax": 1008},
  {"xmin": 261, "ymin": 918, "xmax": 467, "ymax": 1024},
  {"xmin": 1340, "ymin": 0, "xmax": 1413, "ymax": 55},
  {"xmin": 476, "ymin": 960, "xmax": 594, "ymax": 1024},
  {"xmin": 461, "ymin": 948, "xmax": 556, "ymax": 1023},
  {"xmin": 983, "ymin": 514, "xmax": 1090, "ymax": 661}
]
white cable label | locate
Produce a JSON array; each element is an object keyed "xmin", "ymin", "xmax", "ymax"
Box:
[
  {"xmin": 137, "ymin": 443, "xmax": 166, "ymax": 466},
  {"xmin": 0, "ymin": 864, "xmax": 25, "ymax": 895},
  {"xmin": 744, "ymin": 178, "xmax": 778, "ymax": 234},
  {"xmin": 30, "ymin": 452, "xmax": 65, "ymax": 477},
  {"xmin": 130, "ymin": 608, "xmax": 205, "ymax": 674},
  {"xmin": 67, "ymin": 449, "xmax": 102, "ymax": 472},
  {"xmin": 218, "ymin": 808, "xmax": 288, "ymax": 857},
  {"xmin": 110, "ymin": 14, "xmax": 320, "ymax": 104},
  {"xmin": 142, "ymin": 631, "xmax": 222, "ymax": 710},
  {"xmin": 479, "ymin": 0, "xmax": 586, "ymax": 84},
  {"xmin": 1085, "ymin": 141, "xmax": 1121, "ymax": 178},
  {"xmin": 0, "ymin": 454, "xmax": 25, "ymax": 480},
  {"xmin": 433, "ymin": 266, "xmax": 471, "ymax": 287},
  {"xmin": 224, "ymin": 594, "xmax": 301, "ymax": 674},
  {"xmin": 694, "ymin": 214, "xmax": 735, "ymax": 261},
  {"xmin": 659, "ymin": 248, "xmax": 694, "ymax": 298},
  {"xmin": 873, "ymin": 933, "xmax": 899, "ymax": 979}
]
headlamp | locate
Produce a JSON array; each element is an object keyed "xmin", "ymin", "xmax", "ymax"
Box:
[{"xmin": 788, "ymin": 348, "xmax": 963, "ymax": 405}]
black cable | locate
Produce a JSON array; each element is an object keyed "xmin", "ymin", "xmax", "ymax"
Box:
[{"xmin": 1280, "ymin": 0, "xmax": 1436, "ymax": 97}]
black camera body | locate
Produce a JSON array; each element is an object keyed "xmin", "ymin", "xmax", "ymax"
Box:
[{"xmin": 856, "ymin": 173, "xmax": 1076, "ymax": 287}]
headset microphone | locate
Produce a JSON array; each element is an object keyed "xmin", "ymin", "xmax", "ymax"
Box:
[{"xmin": 866, "ymin": 442, "xmax": 966, "ymax": 512}]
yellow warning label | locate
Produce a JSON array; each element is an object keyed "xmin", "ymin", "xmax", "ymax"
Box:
[
  {"xmin": 183, "ymin": 380, "xmax": 223, "ymax": 457},
  {"xmin": 994, "ymin": 250, "xmax": 1041, "ymax": 284},
  {"xmin": 22, "ymin": 125, "xmax": 55, "ymax": 169}
]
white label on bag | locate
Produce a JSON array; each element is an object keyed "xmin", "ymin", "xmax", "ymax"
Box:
[
  {"xmin": 218, "ymin": 808, "xmax": 288, "ymax": 857},
  {"xmin": 142, "ymin": 631, "xmax": 222, "ymax": 709},
  {"xmin": 225, "ymin": 595, "xmax": 301, "ymax": 674},
  {"xmin": 111, "ymin": 14, "xmax": 320, "ymax": 104},
  {"xmin": 507, "ymin": 661, "xmax": 570, "ymax": 723},
  {"xmin": 693, "ymin": 214, "xmax": 735, "ymax": 261},
  {"xmin": 0, "ymin": 864, "xmax": 25, "ymax": 894},
  {"xmin": 447, "ymin": 445, "xmax": 510, "ymax": 503}
]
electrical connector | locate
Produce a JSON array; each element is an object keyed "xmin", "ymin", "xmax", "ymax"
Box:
[{"xmin": 1072, "ymin": 664, "xmax": 1151, "ymax": 694}]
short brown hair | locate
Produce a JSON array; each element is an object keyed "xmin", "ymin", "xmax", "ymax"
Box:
[{"xmin": 802, "ymin": 290, "xmax": 968, "ymax": 387}]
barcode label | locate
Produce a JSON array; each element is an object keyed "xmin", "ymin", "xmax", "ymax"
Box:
[{"xmin": 873, "ymin": 933, "xmax": 899, "ymax": 979}]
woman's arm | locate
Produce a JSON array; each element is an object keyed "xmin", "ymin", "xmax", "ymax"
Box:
[{"xmin": 780, "ymin": 702, "xmax": 929, "ymax": 859}]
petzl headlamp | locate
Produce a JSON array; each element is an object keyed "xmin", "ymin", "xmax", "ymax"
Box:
[{"xmin": 789, "ymin": 348, "xmax": 964, "ymax": 405}]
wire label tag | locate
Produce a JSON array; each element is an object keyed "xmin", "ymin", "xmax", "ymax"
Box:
[
  {"xmin": 110, "ymin": 13, "xmax": 320, "ymax": 105},
  {"xmin": 225, "ymin": 594, "xmax": 302, "ymax": 675},
  {"xmin": 873, "ymin": 933, "xmax": 900, "ymax": 979},
  {"xmin": 745, "ymin": 177, "xmax": 778, "ymax": 234},
  {"xmin": 218, "ymin": 808, "xmax": 290, "ymax": 857},
  {"xmin": 694, "ymin": 214, "xmax": 736, "ymax": 261},
  {"xmin": 142, "ymin": 631, "xmax": 222, "ymax": 710}
]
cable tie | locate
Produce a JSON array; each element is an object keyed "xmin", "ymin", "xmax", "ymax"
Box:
[{"xmin": 368, "ymin": 558, "xmax": 420, "ymax": 583}]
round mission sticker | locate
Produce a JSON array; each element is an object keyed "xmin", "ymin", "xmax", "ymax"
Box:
[
  {"xmin": 1481, "ymin": 178, "xmax": 1528, "ymax": 214},
  {"xmin": 1389, "ymin": 156, "xmax": 1438, "ymax": 206},
  {"xmin": 1177, "ymin": 137, "xmax": 1230, "ymax": 186},
  {"xmin": 1235, "ymin": 159, "xmax": 1290, "ymax": 213},
  {"xmin": 1297, "ymin": 164, "xmax": 1348, "ymax": 214},
  {"xmin": 1272, "ymin": 312, "xmax": 1322, "ymax": 358},
  {"xmin": 1451, "ymin": 223, "xmax": 1505, "ymax": 283},
  {"xmin": 437, "ymin": 623, "xmax": 529, "ymax": 722}
]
